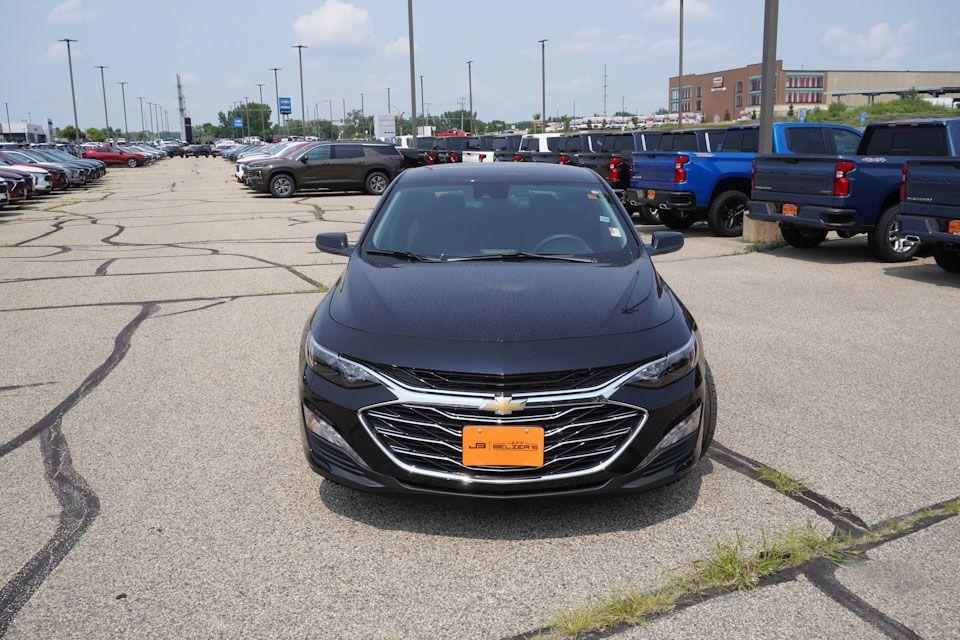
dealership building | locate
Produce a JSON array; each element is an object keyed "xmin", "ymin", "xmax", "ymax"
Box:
[{"xmin": 668, "ymin": 62, "xmax": 960, "ymax": 121}]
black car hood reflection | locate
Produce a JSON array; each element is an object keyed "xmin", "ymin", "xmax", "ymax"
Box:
[{"xmin": 328, "ymin": 257, "xmax": 673, "ymax": 341}]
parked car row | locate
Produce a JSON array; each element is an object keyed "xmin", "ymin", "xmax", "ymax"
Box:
[
  {"xmin": 0, "ymin": 145, "xmax": 107, "ymax": 210},
  {"xmin": 82, "ymin": 141, "xmax": 175, "ymax": 167},
  {"xmin": 226, "ymin": 140, "xmax": 417, "ymax": 198}
]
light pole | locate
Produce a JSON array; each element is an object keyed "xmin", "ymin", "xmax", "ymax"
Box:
[
  {"xmin": 407, "ymin": 0, "xmax": 417, "ymax": 141},
  {"xmin": 292, "ymin": 44, "xmax": 307, "ymax": 134},
  {"xmin": 538, "ymin": 39, "xmax": 547, "ymax": 132},
  {"xmin": 117, "ymin": 81, "xmax": 129, "ymax": 140},
  {"xmin": 148, "ymin": 102, "xmax": 154, "ymax": 136},
  {"xmin": 138, "ymin": 97, "xmax": 145, "ymax": 139},
  {"xmin": 95, "ymin": 65, "xmax": 109, "ymax": 137},
  {"xmin": 467, "ymin": 60, "xmax": 473, "ymax": 132},
  {"xmin": 256, "ymin": 83, "xmax": 266, "ymax": 137},
  {"xmin": 243, "ymin": 97, "xmax": 250, "ymax": 137},
  {"xmin": 678, "ymin": 0, "xmax": 684, "ymax": 128},
  {"xmin": 387, "ymin": 87, "xmax": 391, "ymax": 115},
  {"xmin": 326, "ymin": 99, "xmax": 333, "ymax": 139},
  {"xmin": 419, "ymin": 75, "xmax": 425, "ymax": 125},
  {"xmin": 342, "ymin": 97, "xmax": 346, "ymax": 138},
  {"xmin": 360, "ymin": 92, "xmax": 365, "ymax": 137},
  {"xmin": 60, "ymin": 38, "xmax": 80, "ymax": 138},
  {"xmin": 269, "ymin": 67, "xmax": 282, "ymax": 131}
]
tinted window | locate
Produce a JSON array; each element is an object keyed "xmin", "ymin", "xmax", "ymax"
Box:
[
  {"xmin": 520, "ymin": 137, "xmax": 539, "ymax": 151},
  {"xmin": 414, "ymin": 137, "xmax": 434, "ymax": 150},
  {"xmin": 830, "ymin": 129, "xmax": 861, "ymax": 154},
  {"xmin": 546, "ymin": 137, "xmax": 560, "ymax": 152},
  {"xmin": 563, "ymin": 136, "xmax": 583, "ymax": 152},
  {"xmin": 464, "ymin": 137, "xmax": 483, "ymax": 150},
  {"xmin": 367, "ymin": 145, "xmax": 399, "ymax": 157},
  {"xmin": 587, "ymin": 134, "xmax": 604, "ymax": 151},
  {"xmin": 785, "ymin": 128, "xmax": 828, "ymax": 154},
  {"xmin": 442, "ymin": 138, "xmax": 470, "ymax": 151},
  {"xmin": 721, "ymin": 129, "xmax": 758, "ymax": 152},
  {"xmin": 658, "ymin": 133, "xmax": 698, "ymax": 151},
  {"xmin": 334, "ymin": 145, "xmax": 363, "ymax": 159},
  {"xmin": 861, "ymin": 126, "xmax": 949, "ymax": 157},
  {"xmin": 489, "ymin": 136, "xmax": 518, "ymax": 152},
  {"xmin": 367, "ymin": 180, "xmax": 636, "ymax": 262},
  {"xmin": 604, "ymin": 135, "xmax": 635, "ymax": 152},
  {"xmin": 706, "ymin": 130, "xmax": 725, "ymax": 151}
]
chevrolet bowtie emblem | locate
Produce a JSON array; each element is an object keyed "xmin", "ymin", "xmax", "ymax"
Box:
[{"xmin": 482, "ymin": 395, "xmax": 526, "ymax": 416}]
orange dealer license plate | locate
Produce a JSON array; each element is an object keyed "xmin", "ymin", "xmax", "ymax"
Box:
[
  {"xmin": 462, "ymin": 426, "xmax": 544, "ymax": 467},
  {"xmin": 782, "ymin": 203, "xmax": 798, "ymax": 216},
  {"xmin": 646, "ymin": 189, "xmax": 656, "ymax": 200}
]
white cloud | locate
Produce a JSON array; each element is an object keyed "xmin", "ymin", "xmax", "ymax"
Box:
[
  {"xmin": 292, "ymin": 0, "xmax": 375, "ymax": 53},
  {"xmin": 48, "ymin": 0, "xmax": 102, "ymax": 25},
  {"xmin": 819, "ymin": 20, "xmax": 918, "ymax": 67},
  {"xmin": 638, "ymin": 0, "xmax": 715, "ymax": 22},
  {"xmin": 384, "ymin": 36, "xmax": 413, "ymax": 57},
  {"xmin": 559, "ymin": 26, "xmax": 648, "ymax": 55}
]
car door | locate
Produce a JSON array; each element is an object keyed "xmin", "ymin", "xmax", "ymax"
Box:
[
  {"xmin": 297, "ymin": 144, "xmax": 332, "ymax": 186},
  {"xmin": 329, "ymin": 144, "xmax": 365, "ymax": 186}
]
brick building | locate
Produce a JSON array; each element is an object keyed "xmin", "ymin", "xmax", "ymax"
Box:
[{"xmin": 668, "ymin": 63, "xmax": 960, "ymax": 122}]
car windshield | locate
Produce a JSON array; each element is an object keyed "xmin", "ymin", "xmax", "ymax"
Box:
[{"xmin": 365, "ymin": 178, "xmax": 637, "ymax": 263}]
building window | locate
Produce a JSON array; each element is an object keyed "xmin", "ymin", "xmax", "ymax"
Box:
[
  {"xmin": 671, "ymin": 87, "xmax": 679, "ymax": 101},
  {"xmin": 681, "ymin": 100, "xmax": 692, "ymax": 112},
  {"xmin": 749, "ymin": 94, "xmax": 762, "ymax": 106},
  {"xmin": 735, "ymin": 80, "xmax": 743, "ymax": 93},
  {"xmin": 695, "ymin": 99, "xmax": 702, "ymax": 111},
  {"xmin": 786, "ymin": 72, "xmax": 824, "ymax": 89},
  {"xmin": 736, "ymin": 95, "xmax": 743, "ymax": 108},
  {"xmin": 749, "ymin": 76, "xmax": 762, "ymax": 92},
  {"xmin": 682, "ymin": 86, "xmax": 692, "ymax": 99},
  {"xmin": 696, "ymin": 86, "xmax": 702, "ymax": 98}
]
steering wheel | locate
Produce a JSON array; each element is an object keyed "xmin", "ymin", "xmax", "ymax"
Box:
[{"xmin": 534, "ymin": 234, "xmax": 592, "ymax": 254}]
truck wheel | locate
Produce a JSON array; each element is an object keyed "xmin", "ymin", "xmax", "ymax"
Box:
[
  {"xmin": 933, "ymin": 245, "xmax": 960, "ymax": 273},
  {"xmin": 364, "ymin": 171, "xmax": 389, "ymax": 195},
  {"xmin": 658, "ymin": 209, "xmax": 696, "ymax": 230},
  {"xmin": 868, "ymin": 204, "xmax": 919, "ymax": 262},
  {"xmin": 701, "ymin": 360, "xmax": 718, "ymax": 453},
  {"xmin": 781, "ymin": 225, "xmax": 828, "ymax": 248},
  {"xmin": 126, "ymin": 158, "xmax": 138, "ymax": 168},
  {"xmin": 707, "ymin": 190, "xmax": 747, "ymax": 237},
  {"xmin": 269, "ymin": 174, "xmax": 295, "ymax": 198}
]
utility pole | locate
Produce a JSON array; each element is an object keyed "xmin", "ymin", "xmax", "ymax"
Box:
[
  {"xmin": 744, "ymin": 0, "xmax": 782, "ymax": 243},
  {"xmin": 458, "ymin": 97, "xmax": 467, "ymax": 130},
  {"xmin": 256, "ymin": 83, "xmax": 266, "ymax": 138},
  {"xmin": 243, "ymin": 97, "xmax": 250, "ymax": 137},
  {"xmin": 360, "ymin": 92, "xmax": 365, "ymax": 137},
  {"xmin": 387, "ymin": 87, "xmax": 391, "ymax": 115},
  {"xmin": 60, "ymin": 39, "xmax": 80, "ymax": 138},
  {"xmin": 602, "ymin": 64, "xmax": 608, "ymax": 117},
  {"xmin": 342, "ymin": 97, "xmax": 346, "ymax": 138},
  {"xmin": 269, "ymin": 67, "xmax": 282, "ymax": 131},
  {"xmin": 678, "ymin": 0, "xmax": 684, "ymax": 128},
  {"xmin": 148, "ymin": 102, "xmax": 154, "ymax": 136},
  {"xmin": 408, "ymin": 0, "xmax": 417, "ymax": 141},
  {"xmin": 419, "ymin": 75, "xmax": 425, "ymax": 126},
  {"xmin": 538, "ymin": 39, "xmax": 547, "ymax": 132},
  {"xmin": 573, "ymin": 99, "xmax": 576, "ymax": 120},
  {"xmin": 138, "ymin": 97, "xmax": 145, "ymax": 139},
  {"xmin": 95, "ymin": 65, "xmax": 109, "ymax": 137},
  {"xmin": 467, "ymin": 60, "xmax": 473, "ymax": 133},
  {"xmin": 5, "ymin": 102, "xmax": 10, "ymax": 138},
  {"xmin": 117, "ymin": 81, "xmax": 129, "ymax": 140},
  {"xmin": 292, "ymin": 44, "xmax": 307, "ymax": 134},
  {"xmin": 176, "ymin": 74, "xmax": 186, "ymax": 141},
  {"xmin": 622, "ymin": 96, "xmax": 626, "ymax": 115},
  {"xmin": 326, "ymin": 99, "xmax": 333, "ymax": 139}
]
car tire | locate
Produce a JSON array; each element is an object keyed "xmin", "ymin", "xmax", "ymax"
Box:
[
  {"xmin": 269, "ymin": 174, "xmax": 296, "ymax": 198},
  {"xmin": 364, "ymin": 171, "xmax": 389, "ymax": 196},
  {"xmin": 126, "ymin": 158, "xmax": 138, "ymax": 168},
  {"xmin": 868, "ymin": 204, "xmax": 919, "ymax": 262},
  {"xmin": 701, "ymin": 359, "xmax": 718, "ymax": 453},
  {"xmin": 933, "ymin": 245, "xmax": 960, "ymax": 273},
  {"xmin": 632, "ymin": 206, "xmax": 661, "ymax": 225},
  {"xmin": 658, "ymin": 209, "xmax": 696, "ymax": 230},
  {"xmin": 706, "ymin": 190, "xmax": 747, "ymax": 237},
  {"xmin": 781, "ymin": 225, "xmax": 828, "ymax": 248}
]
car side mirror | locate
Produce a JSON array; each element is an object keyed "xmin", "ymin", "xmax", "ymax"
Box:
[
  {"xmin": 300, "ymin": 156, "xmax": 309, "ymax": 163},
  {"xmin": 315, "ymin": 232, "xmax": 353, "ymax": 256},
  {"xmin": 646, "ymin": 231, "xmax": 684, "ymax": 256}
]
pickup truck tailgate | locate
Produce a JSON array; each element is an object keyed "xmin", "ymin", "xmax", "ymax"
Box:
[
  {"xmin": 577, "ymin": 153, "xmax": 610, "ymax": 180},
  {"xmin": 905, "ymin": 159, "xmax": 960, "ymax": 207},
  {"xmin": 752, "ymin": 155, "xmax": 838, "ymax": 197},
  {"xmin": 631, "ymin": 152, "xmax": 678, "ymax": 184}
]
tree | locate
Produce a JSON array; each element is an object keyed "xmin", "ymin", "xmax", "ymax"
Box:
[
  {"xmin": 723, "ymin": 109, "xmax": 731, "ymax": 121},
  {"xmin": 216, "ymin": 103, "xmax": 275, "ymax": 139},
  {"xmin": 59, "ymin": 125, "xmax": 80, "ymax": 141},
  {"xmin": 655, "ymin": 107, "xmax": 669, "ymax": 115},
  {"xmin": 85, "ymin": 127, "xmax": 106, "ymax": 142}
]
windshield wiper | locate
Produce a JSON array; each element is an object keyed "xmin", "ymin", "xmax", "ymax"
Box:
[
  {"xmin": 445, "ymin": 251, "xmax": 595, "ymax": 263},
  {"xmin": 365, "ymin": 249, "xmax": 442, "ymax": 263}
]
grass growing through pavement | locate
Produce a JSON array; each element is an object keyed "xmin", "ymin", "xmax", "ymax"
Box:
[
  {"xmin": 744, "ymin": 239, "xmax": 788, "ymax": 253},
  {"xmin": 757, "ymin": 466, "xmax": 806, "ymax": 496}
]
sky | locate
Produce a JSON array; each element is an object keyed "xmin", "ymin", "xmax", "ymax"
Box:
[{"xmin": 6, "ymin": 0, "xmax": 960, "ymax": 131}]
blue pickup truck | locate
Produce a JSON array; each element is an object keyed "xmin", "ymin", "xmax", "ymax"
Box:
[
  {"xmin": 898, "ymin": 155, "xmax": 960, "ymax": 272},
  {"xmin": 749, "ymin": 119, "xmax": 960, "ymax": 262},
  {"xmin": 627, "ymin": 123, "xmax": 862, "ymax": 237}
]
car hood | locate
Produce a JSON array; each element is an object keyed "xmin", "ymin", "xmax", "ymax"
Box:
[{"xmin": 328, "ymin": 257, "xmax": 673, "ymax": 342}]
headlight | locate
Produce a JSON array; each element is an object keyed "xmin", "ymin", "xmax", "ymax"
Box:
[
  {"xmin": 627, "ymin": 333, "xmax": 698, "ymax": 388},
  {"xmin": 305, "ymin": 334, "xmax": 378, "ymax": 388}
]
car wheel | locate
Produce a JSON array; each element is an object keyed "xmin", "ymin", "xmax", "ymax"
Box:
[
  {"xmin": 706, "ymin": 190, "xmax": 747, "ymax": 237},
  {"xmin": 868, "ymin": 204, "xmax": 919, "ymax": 262},
  {"xmin": 933, "ymin": 244, "xmax": 960, "ymax": 273},
  {"xmin": 701, "ymin": 359, "xmax": 718, "ymax": 453},
  {"xmin": 780, "ymin": 225, "xmax": 828, "ymax": 248},
  {"xmin": 364, "ymin": 171, "xmax": 389, "ymax": 196},
  {"xmin": 658, "ymin": 209, "xmax": 696, "ymax": 230},
  {"xmin": 126, "ymin": 158, "xmax": 138, "ymax": 168},
  {"xmin": 269, "ymin": 174, "xmax": 295, "ymax": 198}
]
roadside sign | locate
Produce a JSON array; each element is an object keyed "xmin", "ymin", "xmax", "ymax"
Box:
[
  {"xmin": 278, "ymin": 97, "xmax": 292, "ymax": 115},
  {"xmin": 798, "ymin": 108, "xmax": 806, "ymax": 122},
  {"xmin": 233, "ymin": 117, "xmax": 243, "ymax": 128},
  {"xmin": 859, "ymin": 111, "xmax": 868, "ymax": 123},
  {"xmin": 374, "ymin": 114, "xmax": 396, "ymax": 139}
]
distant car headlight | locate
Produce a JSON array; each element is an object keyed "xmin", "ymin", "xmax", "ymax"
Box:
[
  {"xmin": 627, "ymin": 333, "xmax": 698, "ymax": 388},
  {"xmin": 305, "ymin": 334, "xmax": 378, "ymax": 388}
]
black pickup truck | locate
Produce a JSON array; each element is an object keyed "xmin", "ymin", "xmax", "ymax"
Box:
[
  {"xmin": 426, "ymin": 136, "xmax": 480, "ymax": 165},
  {"xmin": 575, "ymin": 131, "xmax": 664, "ymax": 223},
  {"xmin": 516, "ymin": 132, "xmax": 604, "ymax": 163}
]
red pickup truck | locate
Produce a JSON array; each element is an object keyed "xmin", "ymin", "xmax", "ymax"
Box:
[{"xmin": 82, "ymin": 146, "xmax": 146, "ymax": 168}]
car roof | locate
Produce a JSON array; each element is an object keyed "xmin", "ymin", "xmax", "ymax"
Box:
[{"xmin": 397, "ymin": 162, "xmax": 602, "ymax": 185}]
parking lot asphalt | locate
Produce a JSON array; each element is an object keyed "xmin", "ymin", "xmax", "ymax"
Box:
[{"xmin": 1, "ymin": 159, "xmax": 957, "ymax": 639}]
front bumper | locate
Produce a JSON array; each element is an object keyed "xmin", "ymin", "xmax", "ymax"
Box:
[
  {"xmin": 897, "ymin": 214, "xmax": 960, "ymax": 247},
  {"xmin": 627, "ymin": 187, "xmax": 699, "ymax": 211},
  {"xmin": 748, "ymin": 200, "xmax": 860, "ymax": 230}
]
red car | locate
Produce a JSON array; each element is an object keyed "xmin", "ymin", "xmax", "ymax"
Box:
[{"xmin": 82, "ymin": 146, "xmax": 146, "ymax": 168}]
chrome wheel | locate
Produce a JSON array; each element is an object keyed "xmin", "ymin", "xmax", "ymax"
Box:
[
  {"xmin": 887, "ymin": 219, "xmax": 916, "ymax": 254},
  {"xmin": 368, "ymin": 173, "xmax": 388, "ymax": 195},
  {"xmin": 272, "ymin": 176, "xmax": 293, "ymax": 197}
]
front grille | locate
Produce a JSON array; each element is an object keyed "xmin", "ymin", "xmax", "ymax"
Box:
[
  {"xmin": 361, "ymin": 402, "xmax": 645, "ymax": 481},
  {"xmin": 368, "ymin": 363, "xmax": 636, "ymax": 395}
]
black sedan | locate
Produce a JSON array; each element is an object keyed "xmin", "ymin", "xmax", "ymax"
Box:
[{"xmin": 299, "ymin": 163, "xmax": 716, "ymax": 499}]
